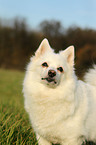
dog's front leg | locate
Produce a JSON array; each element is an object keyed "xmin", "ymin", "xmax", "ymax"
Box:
[
  {"xmin": 36, "ymin": 134, "xmax": 52, "ymax": 145},
  {"xmin": 61, "ymin": 139, "xmax": 82, "ymax": 145}
]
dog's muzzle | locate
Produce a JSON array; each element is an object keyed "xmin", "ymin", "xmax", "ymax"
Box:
[{"xmin": 42, "ymin": 70, "xmax": 57, "ymax": 84}]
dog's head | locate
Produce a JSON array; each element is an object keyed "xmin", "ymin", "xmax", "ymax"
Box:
[{"xmin": 30, "ymin": 39, "xmax": 74, "ymax": 88}]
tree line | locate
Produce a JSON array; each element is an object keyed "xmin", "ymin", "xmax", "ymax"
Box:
[{"xmin": 0, "ymin": 18, "xmax": 96, "ymax": 77}]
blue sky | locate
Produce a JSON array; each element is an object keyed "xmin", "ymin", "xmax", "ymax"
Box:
[{"xmin": 0, "ymin": 0, "xmax": 96, "ymax": 29}]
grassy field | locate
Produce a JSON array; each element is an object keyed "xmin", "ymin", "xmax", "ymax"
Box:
[
  {"xmin": 0, "ymin": 69, "xmax": 37, "ymax": 145},
  {"xmin": 0, "ymin": 69, "xmax": 95, "ymax": 145}
]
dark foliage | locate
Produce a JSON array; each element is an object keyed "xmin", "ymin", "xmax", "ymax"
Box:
[{"xmin": 0, "ymin": 18, "xmax": 96, "ymax": 77}]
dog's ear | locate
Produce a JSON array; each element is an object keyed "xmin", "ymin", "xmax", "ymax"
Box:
[
  {"xmin": 35, "ymin": 38, "xmax": 52, "ymax": 57},
  {"xmin": 60, "ymin": 46, "xmax": 74, "ymax": 66}
]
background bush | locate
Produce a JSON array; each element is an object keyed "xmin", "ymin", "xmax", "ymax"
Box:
[{"xmin": 0, "ymin": 18, "xmax": 96, "ymax": 76}]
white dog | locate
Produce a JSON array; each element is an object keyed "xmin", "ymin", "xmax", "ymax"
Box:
[{"xmin": 23, "ymin": 39, "xmax": 96, "ymax": 145}]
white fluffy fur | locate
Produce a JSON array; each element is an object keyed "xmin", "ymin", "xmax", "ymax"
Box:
[{"xmin": 23, "ymin": 39, "xmax": 96, "ymax": 145}]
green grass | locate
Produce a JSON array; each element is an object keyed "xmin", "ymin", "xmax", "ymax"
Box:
[{"xmin": 0, "ymin": 69, "xmax": 37, "ymax": 145}]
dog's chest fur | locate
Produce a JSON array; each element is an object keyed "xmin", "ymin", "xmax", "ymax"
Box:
[{"xmin": 25, "ymin": 90, "xmax": 82, "ymax": 144}]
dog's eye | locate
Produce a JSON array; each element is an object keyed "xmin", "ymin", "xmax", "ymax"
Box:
[
  {"xmin": 57, "ymin": 67, "xmax": 64, "ymax": 72},
  {"xmin": 42, "ymin": 62, "xmax": 48, "ymax": 67}
]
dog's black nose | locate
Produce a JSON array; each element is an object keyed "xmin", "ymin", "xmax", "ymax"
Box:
[{"xmin": 48, "ymin": 70, "xmax": 56, "ymax": 78}]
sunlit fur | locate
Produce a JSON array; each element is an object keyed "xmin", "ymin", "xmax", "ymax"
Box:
[{"xmin": 23, "ymin": 39, "xmax": 96, "ymax": 145}]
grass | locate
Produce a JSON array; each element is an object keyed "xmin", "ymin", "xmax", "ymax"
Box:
[
  {"xmin": 0, "ymin": 69, "xmax": 95, "ymax": 145},
  {"xmin": 0, "ymin": 69, "xmax": 37, "ymax": 145}
]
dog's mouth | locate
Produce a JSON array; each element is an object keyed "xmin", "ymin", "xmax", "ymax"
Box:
[{"xmin": 41, "ymin": 77, "xmax": 57, "ymax": 84}]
